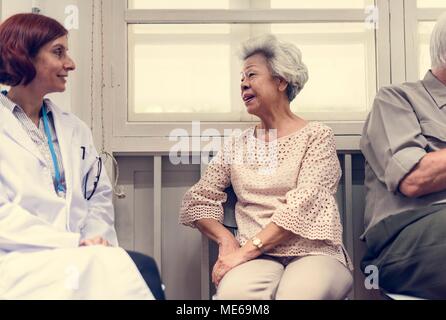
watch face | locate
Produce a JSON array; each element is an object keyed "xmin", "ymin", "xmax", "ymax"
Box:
[{"xmin": 253, "ymin": 238, "xmax": 262, "ymax": 247}]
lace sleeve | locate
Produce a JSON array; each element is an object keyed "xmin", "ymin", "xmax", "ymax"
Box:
[
  {"xmin": 271, "ymin": 126, "xmax": 343, "ymax": 245},
  {"xmin": 179, "ymin": 140, "xmax": 233, "ymax": 228}
]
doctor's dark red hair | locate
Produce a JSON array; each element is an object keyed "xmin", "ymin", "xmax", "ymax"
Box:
[{"xmin": 0, "ymin": 13, "xmax": 68, "ymax": 86}]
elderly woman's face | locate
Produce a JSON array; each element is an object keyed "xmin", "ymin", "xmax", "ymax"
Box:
[
  {"xmin": 241, "ymin": 53, "xmax": 284, "ymax": 116},
  {"xmin": 32, "ymin": 35, "xmax": 76, "ymax": 94}
]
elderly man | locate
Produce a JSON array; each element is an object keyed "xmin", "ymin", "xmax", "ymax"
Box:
[{"xmin": 360, "ymin": 12, "xmax": 446, "ymax": 299}]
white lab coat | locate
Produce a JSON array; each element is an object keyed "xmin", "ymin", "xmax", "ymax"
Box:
[{"xmin": 0, "ymin": 98, "xmax": 154, "ymax": 299}]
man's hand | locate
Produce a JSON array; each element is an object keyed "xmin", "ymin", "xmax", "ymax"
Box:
[{"xmin": 79, "ymin": 236, "xmax": 110, "ymax": 247}]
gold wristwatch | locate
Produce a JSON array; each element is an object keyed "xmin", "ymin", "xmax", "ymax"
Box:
[{"xmin": 251, "ymin": 237, "xmax": 264, "ymax": 251}]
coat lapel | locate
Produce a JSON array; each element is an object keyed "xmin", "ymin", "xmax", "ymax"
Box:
[{"xmin": 0, "ymin": 107, "xmax": 47, "ymax": 164}]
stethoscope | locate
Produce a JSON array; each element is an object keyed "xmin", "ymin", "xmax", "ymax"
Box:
[
  {"xmin": 82, "ymin": 149, "xmax": 102, "ymax": 201},
  {"xmin": 1, "ymin": 90, "xmax": 101, "ymax": 200}
]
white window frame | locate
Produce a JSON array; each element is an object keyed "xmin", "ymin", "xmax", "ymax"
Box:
[
  {"xmin": 404, "ymin": 0, "xmax": 446, "ymax": 82},
  {"xmin": 103, "ymin": 0, "xmax": 397, "ymax": 152},
  {"xmin": 127, "ymin": 23, "xmax": 252, "ymax": 123}
]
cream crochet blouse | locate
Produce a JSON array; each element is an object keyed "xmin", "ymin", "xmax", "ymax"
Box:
[{"xmin": 179, "ymin": 122, "xmax": 352, "ymax": 270}]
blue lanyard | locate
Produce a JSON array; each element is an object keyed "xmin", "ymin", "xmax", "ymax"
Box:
[
  {"xmin": 41, "ymin": 104, "xmax": 65, "ymax": 194},
  {"xmin": 2, "ymin": 91, "xmax": 65, "ymax": 195}
]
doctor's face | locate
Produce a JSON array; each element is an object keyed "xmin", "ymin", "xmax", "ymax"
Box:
[{"xmin": 32, "ymin": 35, "xmax": 76, "ymax": 94}]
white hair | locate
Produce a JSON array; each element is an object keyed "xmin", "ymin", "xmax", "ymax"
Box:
[
  {"xmin": 430, "ymin": 12, "xmax": 446, "ymax": 69},
  {"xmin": 239, "ymin": 34, "xmax": 308, "ymax": 102}
]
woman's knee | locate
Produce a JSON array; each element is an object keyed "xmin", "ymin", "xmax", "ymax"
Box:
[
  {"xmin": 275, "ymin": 256, "xmax": 353, "ymax": 300},
  {"xmin": 217, "ymin": 280, "xmax": 247, "ymax": 300},
  {"xmin": 217, "ymin": 278, "xmax": 275, "ymax": 300},
  {"xmin": 216, "ymin": 264, "xmax": 281, "ymax": 300},
  {"xmin": 276, "ymin": 274, "xmax": 352, "ymax": 300},
  {"xmin": 215, "ymin": 258, "xmax": 283, "ymax": 300}
]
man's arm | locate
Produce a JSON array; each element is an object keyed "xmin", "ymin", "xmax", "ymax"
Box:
[
  {"xmin": 360, "ymin": 86, "xmax": 429, "ymax": 194},
  {"xmin": 399, "ymin": 148, "xmax": 446, "ymax": 198}
]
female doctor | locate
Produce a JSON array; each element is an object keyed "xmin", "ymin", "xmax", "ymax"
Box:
[{"xmin": 0, "ymin": 13, "xmax": 164, "ymax": 299}]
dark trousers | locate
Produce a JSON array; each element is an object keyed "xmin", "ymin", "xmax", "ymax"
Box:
[
  {"xmin": 126, "ymin": 250, "xmax": 165, "ymax": 300},
  {"xmin": 361, "ymin": 205, "xmax": 446, "ymax": 299}
]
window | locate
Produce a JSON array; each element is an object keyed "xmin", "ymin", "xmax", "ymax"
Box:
[
  {"xmin": 271, "ymin": 0, "xmax": 372, "ymax": 9},
  {"xmin": 129, "ymin": 0, "xmax": 372, "ymax": 10},
  {"xmin": 271, "ymin": 23, "xmax": 375, "ymax": 119},
  {"xmin": 128, "ymin": 24, "xmax": 238, "ymax": 121},
  {"xmin": 417, "ymin": 0, "xmax": 446, "ymax": 8},
  {"xmin": 405, "ymin": 0, "xmax": 446, "ymax": 81},
  {"xmin": 417, "ymin": 21, "xmax": 435, "ymax": 79},
  {"xmin": 128, "ymin": 0, "xmax": 230, "ymax": 10},
  {"xmin": 416, "ymin": 0, "xmax": 446, "ymax": 78},
  {"xmin": 120, "ymin": 0, "xmax": 378, "ymax": 126}
]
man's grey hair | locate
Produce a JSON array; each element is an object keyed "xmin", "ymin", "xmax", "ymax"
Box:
[
  {"xmin": 430, "ymin": 12, "xmax": 446, "ymax": 69},
  {"xmin": 239, "ymin": 34, "xmax": 308, "ymax": 102}
]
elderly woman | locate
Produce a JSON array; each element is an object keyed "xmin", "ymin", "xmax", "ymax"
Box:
[
  {"xmin": 179, "ymin": 35, "xmax": 352, "ymax": 300},
  {"xmin": 0, "ymin": 13, "xmax": 164, "ymax": 299}
]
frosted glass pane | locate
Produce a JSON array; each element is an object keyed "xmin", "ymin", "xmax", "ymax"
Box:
[
  {"xmin": 131, "ymin": 24, "xmax": 231, "ymax": 34},
  {"xmin": 271, "ymin": 0, "xmax": 374, "ymax": 9},
  {"xmin": 418, "ymin": 21, "xmax": 435, "ymax": 78},
  {"xmin": 271, "ymin": 23, "xmax": 376, "ymax": 113},
  {"xmin": 272, "ymin": 23, "xmax": 367, "ymax": 34},
  {"xmin": 129, "ymin": 23, "xmax": 377, "ymax": 120},
  {"xmin": 129, "ymin": 25, "xmax": 231, "ymax": 114},
  {"xmin": 129, "ymin": 0, "xmax": 229, "ymax": 9},
  {"xmin": 129, "ymin": 0, "xmax": 377, "ymax": 9},
  {"xmin": 417, "ymin": 0, "xmax": 446, "ymax": 8}
]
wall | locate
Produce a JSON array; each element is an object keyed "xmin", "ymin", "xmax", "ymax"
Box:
[
  {"xmin": 115, "ymin": 156, "xmax": 204, "ymax": 300},
  {"xmin": 1, "ymin": 0, "xmax": 94, "ymax": 125}
]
